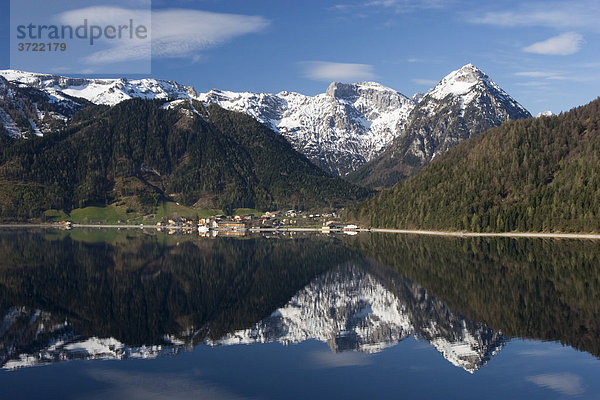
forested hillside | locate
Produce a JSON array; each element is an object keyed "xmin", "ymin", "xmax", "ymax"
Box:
[
  {"xmin": 348, "ymin": 98, "xmax": 600, "ymax": 232},
  {"xmin": 0, "ymin": 99, "xmax": 369, "ymax": 220}
]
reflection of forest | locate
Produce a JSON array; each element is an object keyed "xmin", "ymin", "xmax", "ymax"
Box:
[
  {"xmin": 0, "ymin": 230, "xmax": 358, "ymax": 347},
  {"xmin": 346, "ymin": 233, "xmax": 600, "ymax": 358},
  {"xmin": 0, "ymin": 229, "xmax": 599, "ymax": 366}
]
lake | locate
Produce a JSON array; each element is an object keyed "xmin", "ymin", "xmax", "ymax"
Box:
[{"xmin": 0, "ymin": 229, "xmax": 599, "ymax": 399}]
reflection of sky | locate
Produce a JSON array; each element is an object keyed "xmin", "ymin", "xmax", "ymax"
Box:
[
  {"xmin": 526, "ymin": 373, "xmax": 584, "ymax": 397},
  {"xmin": 84, "ymin": 369, "xmax": 253, "ymax": 400},
  {"xmin": 1, "ymin": 339, "xmax": 599, "ymax": 399},
  {"xmin": 309, "ymin": 350, "xmax": 371, "ymax": 368}
]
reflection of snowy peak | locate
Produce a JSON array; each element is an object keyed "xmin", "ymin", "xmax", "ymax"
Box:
[
  {"xmin": 210, "ymin": 264, "xmax": 507, "ymax": 373},
  {"xmin": 211, "ymin": 264, "xmax": 413, "ymax": 353},
  {"xmin": 1, "ymin": 265, "xmax": 506, "ymax": 373},
  {"xmin": 198, "ymin": 82, "xmax": 415, "ymax": 175},
  {"xmin": 0, "ymin": 307, "xmax": 188, "ymax": 369}
]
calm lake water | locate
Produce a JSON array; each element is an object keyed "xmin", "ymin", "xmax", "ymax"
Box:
[{"xmin": 0, "ymin": 229, "xmax": 599, "ymax": 399}]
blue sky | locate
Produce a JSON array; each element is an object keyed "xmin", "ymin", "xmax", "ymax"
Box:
[{"xmin": 1, "ymin": 0, "xmax": 600, "ymax": 115}]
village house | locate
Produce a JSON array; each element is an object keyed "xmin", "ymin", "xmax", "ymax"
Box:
[{"xmin": 217, "ymin": 221, "xmax": 247, "ymax": 230}]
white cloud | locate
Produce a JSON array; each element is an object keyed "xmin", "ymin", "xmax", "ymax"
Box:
[
  {"xmin": 151, "ymin": 9, "xmax": 269, "ymax": 58},
  {"xmin": 514, "ymin": 71, "xmax": 560, "ymax": 78},
  {"xmin": 468, "ymin": 1, "xmax": 600, "ymax": 31},
  {"xmin": 57, "ymin": 7, "xmax": 269, "ymax": 64},
  {"xmin": 581, "ymin": 62, "xmax": 600, "ymax": 68},
  {"xmin": 365, "ymin": 0, "xmax": 451, "ymax": 12},
  {"xmin": 58, "ymin": 6, "xmax": 149, "ymax": 26},
  {"xmin": 514, "ymin": 81, "xmax": 551, "ymax": 87},
  {"xmin": 301, "ymin": 61, "xmax": 376, "ymax": 82},
  {"xmin": 526, "ymin": 373, "xmax": 584, "ymax": 396},
  {"xmin": 330, "ymin": 0, "xmax": 451, "ymax": 15},
  {"xmin": 523, "ymin": 32, "xmax": 584, "ymax": 56},
  {"xmin": 412, "ymin": 78, "xmax": 438, "ymax": 85},
  {"xmin": 514, "ymin": 71, "xmax": 567, "ymax": 80}
]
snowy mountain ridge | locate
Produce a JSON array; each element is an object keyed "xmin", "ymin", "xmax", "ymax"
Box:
[{"xmin": 0, "ymin": 65, "xmax": 530, "ymax": 176}]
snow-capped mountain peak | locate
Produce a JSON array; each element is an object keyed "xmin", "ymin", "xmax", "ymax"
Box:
[
  {"xmin": 347, "ymin": 64, "xmax": 532, "ymax": 188},
  {"xmin": 537, "ymin": 110, "xmax": 554, "ymax": 117},
  {"xmin": 428, "ymin": 63, "xmax": 498, "ymax": 102}
]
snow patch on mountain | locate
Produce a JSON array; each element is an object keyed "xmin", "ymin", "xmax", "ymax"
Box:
[
  {"xmin": 0, "ymin": 106, "xmax": 23, "ymax": 138},
  {"xmin": 537, "ymin": 110, "xmax": 554, "ymax": 117}
]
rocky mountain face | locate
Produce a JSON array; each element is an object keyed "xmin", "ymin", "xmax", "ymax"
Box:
[
  {"xmin": 198, "ymin": 82, "xmax": 415, "ymax": 175},
  {"xmin": 0, "ymin": 65, "xmax": 529, "ymax": 180},
  {"xmin": 0, "ymin": 263, "xmax": 506, "ymax": 373},
  {"xmin": 348, "ymin": 97, "xmax": 600, "ymax": 233},
  {"xmin": 348, "ymin": 64, "xmax": 532, "ymax": 188}
]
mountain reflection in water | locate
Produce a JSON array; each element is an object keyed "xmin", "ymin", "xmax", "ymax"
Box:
[{"xmin": 0, "ymin": 229, "xmax": 598, "ymax": 373}]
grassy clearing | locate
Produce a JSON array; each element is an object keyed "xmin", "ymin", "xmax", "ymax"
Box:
[
  {"xmin": 233, "ymin": 208, "xmax": 262, "ymax": 217},
  {"xmin": 68, "ymin": 205, "xmax": 131, "ymax": 223},
  {"xmin": 43, "ymin": 202, "xmax": 223, "ymax": 224}
]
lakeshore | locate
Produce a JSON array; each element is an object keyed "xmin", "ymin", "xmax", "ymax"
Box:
[{"xmin": 1, "ymin": 223, "xmax": 600, "ymax": 239}]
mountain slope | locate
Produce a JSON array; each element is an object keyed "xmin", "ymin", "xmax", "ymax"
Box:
[
  {"xmin": 0, "ymin": 99, "xmax": 369, "ymax": 220},
  {"xmin": 347, "ymin": 97, "xmax": 600, "ymax": 232},
  {"xmin": 0, "ymin": 76, "xmax": 92, "ymax": 139},
  {"xmin": 348, "ymin": 64, "xmax": 531, "ymax": 188},
  {"xmin": 199, "ymin": 82, "xmax": 416, "ymax": 175}
]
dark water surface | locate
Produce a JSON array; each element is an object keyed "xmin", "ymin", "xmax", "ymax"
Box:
[{"xmin": 0, "ymin": 229, "xmax": 599, "ymax": 399}]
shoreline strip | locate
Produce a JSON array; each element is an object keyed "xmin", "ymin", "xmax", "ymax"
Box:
[{"xmin": 0, "ymin": 224, "xmax": 599, "ymax": 240}]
